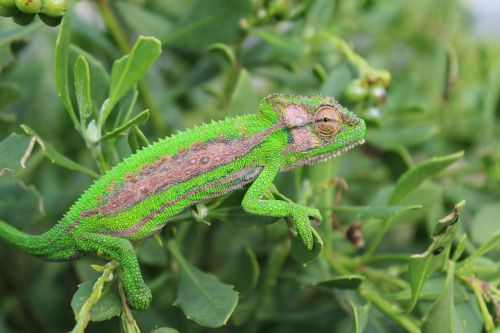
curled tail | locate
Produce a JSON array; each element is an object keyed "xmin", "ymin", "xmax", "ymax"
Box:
[{"xmin": 0, "ymin": 219, "xmax": 57, "ymax": 257}]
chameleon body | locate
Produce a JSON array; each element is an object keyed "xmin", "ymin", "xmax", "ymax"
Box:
[{"xmin": 0, "ymin": 94, "xmax": 365, "ymax": 310}]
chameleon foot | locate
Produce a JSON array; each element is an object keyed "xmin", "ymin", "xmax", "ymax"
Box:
[
  {"xmin": 125, "ymin": 283, "xmax": 152, "ymax": 310},
  {"xmin": 291, "ymin": 207, "xmax": 322, "ymax": 250}
]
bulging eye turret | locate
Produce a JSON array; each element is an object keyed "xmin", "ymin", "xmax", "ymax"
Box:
[{"xmin": 314, "ymin": 106, "xmax": 342, "ymax": 136}]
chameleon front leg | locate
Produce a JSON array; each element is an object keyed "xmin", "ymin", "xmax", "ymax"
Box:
[
  {"xmin": 242, "ymin": 159, "xmax": 322, "ymax": 249},
  {"xmin": 73, "ymin": 232, "xmax": 152, "ymax": 310}
]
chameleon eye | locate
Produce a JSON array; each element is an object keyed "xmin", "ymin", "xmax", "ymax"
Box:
[{"xmin": 314, "ymin": 106, "xmax": 342, "ymax": 136}]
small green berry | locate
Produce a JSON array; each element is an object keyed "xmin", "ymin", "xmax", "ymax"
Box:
[
  {"xmin": 0, "ymin": 3, "xmax": 19, "ymax": 16},
  {"xmin": 12, "ymin": 12, "xmax": 35, "ymax": 25},
  {"xmin": 368, "ymin": 85, "xmax": 387, "ymax": 104},
  {"xmin": 40, "ymin": 0, "xmax": 66, "ymax": 17},
  {"xmin": 0, "ymin": 0, "xmax": 15, "ymax": 9},
  {"xmin": 39, "ymin": 12, "xmax": 61, "ymax": 26},
  {"xmin": 344, "ymin": 79, "xmax": 368, "ymax": 102},
  {"xmin": 14, "ymin": 0, "xmax": 41, "ymax": 14}
]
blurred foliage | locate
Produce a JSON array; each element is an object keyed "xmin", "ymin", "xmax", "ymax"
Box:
[{"xmin": 0, "ymin": 0, "xmax": 499, "ymax": 332}]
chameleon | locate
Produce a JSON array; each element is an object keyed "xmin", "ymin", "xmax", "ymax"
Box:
[{"xmin": 0, "ymin": 93, "xmax": 366, "ymax": 310}]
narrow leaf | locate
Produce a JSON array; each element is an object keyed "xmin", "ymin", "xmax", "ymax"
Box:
[
  {"xmin": 331, "ymin": 205, "xmax": 422, "ymax": 219},
  {"xmin": 20, "ymin": 125, "xmax": 99, "ymax": 178},
  {"xmin": 208, "ymin": 43, "xmax": 236, "ymax": 66},
  {"xmin": 313, "ymin": 275, "xmax": 366, "ymax": 289},
  {"xmin": 421, "ymin": 261, "xmax": 463, "ymax": 333},
  {"xmin": 128, "ymin": 126, "xmax": 150, "ymax": 153},
  {"xmin": 113, "ymin": 89, "xmax": 138, "ymax": 128},
  {"xmin": 100, "ymin": 109, "xmax": 149, "ymax": 141},
  {"xmin": 54, "ymin": 12, "xmax": 79, "ymax": 130},
  {"xmin": 389, "ymin": 151, "xmax": 464, "ymax": 204},
  {"xmin": 70, "ymin": 45, "xmax": 111, "ymax": 114},
  {"xmin": 104, "ymin": 36, "xmax": 161, "ymax": 123},
  {"xmin": 349, "ymin": 300, "xmax": 370, "ymax": 333},
  {"xmin": 74, "ymin": 55, "xmax": 93, "ymax": 121}
]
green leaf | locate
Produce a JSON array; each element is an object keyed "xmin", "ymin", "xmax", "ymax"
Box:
[
  {"xmin": 228, "ymin": 68, "xmax": 258, "ymax": 117},
  {"xmin": 406, "ymin": 201, "xmax": 463, "ymax": 312},
  {"xmin": 208, "ymin": 43, "xmax": 236, "ymax": 67},
  {"xmin": 0, "ymin": 174, "xmax": 44, "ymax": 228},
  {"xmin": 304, "ymin": 0, "xmax": 335, "ymax": 35},
  {"xmin": 169, "ymin": 241, "xmax": 238, "ymax": 328},
  {"xmin": 218, "ymin": 245, "xmax": 259, "ymax": 295},
  {"xmin": 71, "ymin": 278, "xmax": 121, "ymax": 322},
  {"xmin": 290, "ymin": 228, "xmax": 323, "ymax": 265},
  {"xmin": 113, "ymin": 89, "xmax": 138, "ymax": 128},
  {"xmin": 421, "ymin": 261, "xmax": 463, "ymax": 333},
  {"xmin": 115, "ymin": 1, "xmax": 172, "ymax": 39},
  {"xmin": 331, "ymin": 205, "xmax": 422, "ymax": 219},
  {"xmin": 104, "ymin": 36, "xmax": 161, "ymax": 124},
  {"xmin": 470, "ymin": 204, "xmax": 500, "ymax": 245},
  {"xmin": 137, "ymin": 237, "xmax": 168, "ymax": 267},
  {"xmin": 100, "ymin": 109, "xmax": 150, "ymax": 141},
  {"xmin": 54, "ymin": 12, "xmax": 79, "ymax": 130},
  {"xmin": 251, "ymin": 29, "xmax": 309, "ymax": 59},
  {"xmin": 458, "ymin": 232, "xmax": 500, "ymax": 270},
  {"xmin": 0, "ymin": 45, "xmax": 14, "ymax": 70},
  {"xmin": 0, "ymin": 21, "xmax": 41, "ymax": 46},
  {"xmin": 214, "ymin": 205, "xmax": 278, "ymax": 226},
  {"xmin": 349, "ymin": 300, "xmax": 370, "ymax": 333},
  {"xmin": 70, "ymin": 45, "xmax": 111, "ymax": 114},
  {"xmin": 20, "ymin": 124, "xmax": 99, "ymax": 179},
  {"xmin": 127, "ymin": 126, "xmax": 150, "ymax": 154},
  {"xmin": 389, "ymin": 151, "xmax": 464, "ymax": 204},
  {"xmin": 367, "ymin": 124, "xmax": 439, "ymax": 150},
  {"xmin": 313, "ymin": 275, "xmax": 366, "ymax": 289},
  {"xmin": 74, "ymin": 55, "xmax": 92, "ymax": 121},
  {"xmin": 150, "ymin": 329, "xmax": 180, "ymax": 333},
  {"xmin": 163, "ymin": 0, "xmax": 250, "ymax": 49},
  {"xmin": 0, "ymin": 83, "xmax": 22, "ymax": 109},
  {"xmin": 0, "ymin": 133, "xmax": 32, "ymax": 176}
]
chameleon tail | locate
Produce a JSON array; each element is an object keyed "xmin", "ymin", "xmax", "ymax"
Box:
[{"xmin": 0, "ymin": 219, "xmax": 53, "ymax": 257}]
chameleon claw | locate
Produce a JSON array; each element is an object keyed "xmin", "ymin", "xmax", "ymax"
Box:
[{"xmin": 292, "ymin": 209, "xmax": 317, "ymax": 250}]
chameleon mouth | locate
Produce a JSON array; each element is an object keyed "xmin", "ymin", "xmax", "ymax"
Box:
[{"xmin": 282, "ymin": 138, "xmax": 365, "ymax": 171}]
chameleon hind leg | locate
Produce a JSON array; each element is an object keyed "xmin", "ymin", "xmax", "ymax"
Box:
[
  {"xmin": 242, "ymin": 160, "xmax": 322, "ymax": 250},
  {"xmin": 73, "ymin": 232, "xmax": 152, "ymax": 310}
]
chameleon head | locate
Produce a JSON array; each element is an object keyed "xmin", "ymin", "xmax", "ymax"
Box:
[{"xmin": 261, "ymin": 94, "xmax": 366, "ymax": 170}]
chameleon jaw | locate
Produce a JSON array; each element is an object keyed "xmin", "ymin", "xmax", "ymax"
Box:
[{"xmin": 282, "ymin": 138, "xmax": 365, "ymax": 171}]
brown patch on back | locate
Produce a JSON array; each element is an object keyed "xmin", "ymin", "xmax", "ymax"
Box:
[
  {"xmin": 97, "ymin": 166, "xmax": 262, "ymax": 237},
  {"xmin": 86, "ymin": 126, "xmax": 279, "ymax": 217}
]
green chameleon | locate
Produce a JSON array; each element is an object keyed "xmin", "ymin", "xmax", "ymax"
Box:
[{"xmin": 0, "ymin": 94, "xmax": 365, "ymax": 310}]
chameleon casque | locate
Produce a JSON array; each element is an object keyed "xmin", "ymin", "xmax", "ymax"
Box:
[{"xmin": 0, "ymin": 94, "xmax": 366, "ymax": 310}]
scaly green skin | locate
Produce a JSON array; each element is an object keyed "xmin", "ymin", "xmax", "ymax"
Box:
[{"xmin": 0, "ymin": 94, "xmax": 365, "ymax": 310}]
